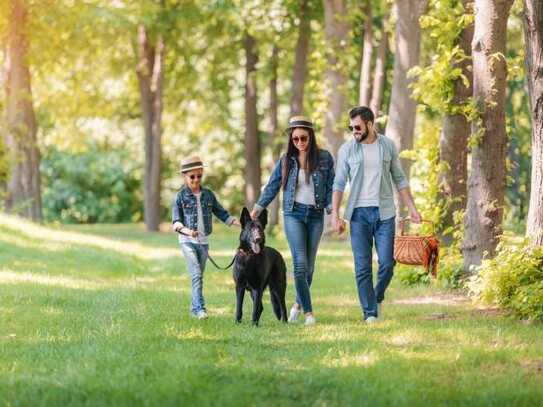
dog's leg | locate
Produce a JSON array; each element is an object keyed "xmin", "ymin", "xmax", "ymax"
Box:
[
  {"xmin": 270, "ymin": 291, "xmax": 281, "ymax": 321},
  {"xmin": 251, "ymin": 289, "xmax": 263, "ymax": 326},
  {"xmin": 235, "ymin": 285, "xmax": 245, "ymax": 323}
]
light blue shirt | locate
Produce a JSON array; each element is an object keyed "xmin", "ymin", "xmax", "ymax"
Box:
[{"xmin": 333, "ymin": 134, "xmax": 410, "ymax": 221}]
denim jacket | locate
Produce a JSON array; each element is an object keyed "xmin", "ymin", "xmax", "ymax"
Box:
[
  {"xmin": 333, "ymin": 134, "xmax": 409, "ymax": 221},
  {"xmin": 254, "ymin": 149, "xmax": 335, "ymax": 214},
  {"xmin": 171, "ymin": 186, "xmax": 234, "ymax": 236}
]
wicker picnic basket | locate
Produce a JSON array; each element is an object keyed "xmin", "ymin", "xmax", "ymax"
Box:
[{"xmin": 393, "ymin": 219, "xmax": 440, "ymax": 277}]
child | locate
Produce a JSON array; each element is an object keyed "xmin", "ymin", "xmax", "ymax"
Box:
[{"xmin": 172, "ymin": 156, "xmax": 240, "ymax": 319}]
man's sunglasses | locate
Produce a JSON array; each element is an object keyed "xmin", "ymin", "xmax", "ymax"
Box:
[
  {"xmin": 348, "ymin": 124, "xmax": 364, "ymax": 132},
  {"xmin": 292, "ymin": 135, "xmax": 309, "ymax": 144},
  {"xmin": 187, "ymin": 174, "xmax": 202, "ymax": 180}
]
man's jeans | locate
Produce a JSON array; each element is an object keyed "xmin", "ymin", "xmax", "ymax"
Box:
[
  {"xmin": 180, "ymin": 242, "xmax": 209, "ymax": 314},
  {"xmin": 350, "ymin": 207, "xmax": 395, "ymax": 319},
  {"xmin": 283, "ymin": 202, "xmax": 324, "ymax": 313}
]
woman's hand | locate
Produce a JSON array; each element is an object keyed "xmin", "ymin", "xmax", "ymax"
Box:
[{"xmin": 250, "ymin": 209, "xmax": 259, "ymax": 220}]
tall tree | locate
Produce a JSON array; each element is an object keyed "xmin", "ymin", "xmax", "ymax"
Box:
[
  {"xmin": 523, "ymin": 0, "xmax": 543, "ymax": 246},
  {"xmin": 439, "ymin": 0, "xmax": 474, "ymax": 241},
  {"xmin": 359, "ymin": 1, "xmax": 373, "ymax": 106},
  {"xmin": 463, "ymin": 0, "xmax": 514, "ymax": 269},
  {"xmin": 369, "ymin": 16, "xmax": 388, "ymax": 118},
  {"xmin": 290, "ymin": 0, "xmax": 311, "ymax": 116},
  {"xmin": 322, "ymin": 0, "xmax": 350, "ymax": 157},
  {"xmin": 385, "ymin": 0, "xmax": 428, "ymax": 176},
  {"xmin": 3, "ymin": 0, "xmax": 42, "ymax": 221},
  {"xmin": 268, "ymin": 44, "xmax": 281, "ymax": 228},
  {"xmin": 244, "ymin": 31, "xmax": 261, "ymax": 209},
  {"xmin": 135, "ymin": 24, "xmax": 164, "ymax": 232}
]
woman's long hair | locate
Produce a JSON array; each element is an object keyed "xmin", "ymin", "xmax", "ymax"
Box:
[{"xmin": 281, "ymin": 127, "xmax": 319, "ymax": 190}]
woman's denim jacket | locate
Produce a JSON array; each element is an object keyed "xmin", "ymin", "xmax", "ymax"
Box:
[
  {"xmin": 254, "ymin": 149, "xmax": 335, "ymax": 215},
  {"xmin": 171, "ymin": 186, "xmax": 234, "ymax": 236}
]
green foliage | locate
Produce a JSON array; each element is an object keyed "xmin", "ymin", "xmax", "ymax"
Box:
[
  {"xmin": 397, "ymin": 265, "xmax": 431, "ymax": 286},
  {"xmin": 436, "ymin": 251, "xmax": 464, "ymax": 289},
  {"xmin": 468, "ymin": 242, "xmax": 543, "ymax": 320},
  {"xmin": 41, "ymin": 146, "xmax": 142, "ymax": 223}
]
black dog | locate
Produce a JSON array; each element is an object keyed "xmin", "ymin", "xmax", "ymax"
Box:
[{"xmin": 233, "ymin": 207, "xmax": 287, "ymax": 325}]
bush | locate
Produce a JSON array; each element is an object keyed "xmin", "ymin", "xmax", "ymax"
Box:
[
  {"xmin": 467, "ymin": 242, "xmax": 543, "ymax": 320},
  {"xmin": 396, "ymin": 264, "xmax": 431, "ymax": 286},
  {"xmin": 41, "ymin": 146, "xmax": 142, "ymax": 223}
]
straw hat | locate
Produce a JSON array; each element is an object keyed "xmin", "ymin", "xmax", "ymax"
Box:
[
  {"xmin": 179, "ymin": 156, "xmax": 205, "ymax": 173},
  {"xmin": 287, "ymin": 116, "xmax": 314, "ymax": 130}
]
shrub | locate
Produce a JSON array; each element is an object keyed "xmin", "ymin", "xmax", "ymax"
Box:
[
  {"xmin": 41, "ymin": 146, "xmax": 142, "ymax": 223},
  {"xmin": 467, "ymin": 242, "xmax": 543, "ymax": 320}
]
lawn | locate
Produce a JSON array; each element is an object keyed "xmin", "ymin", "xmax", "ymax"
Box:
[{"xmin": 1, "ymin": 213, "xmax": 543, "ymax": 406}]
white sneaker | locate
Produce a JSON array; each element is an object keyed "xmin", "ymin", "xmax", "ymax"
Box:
[
  {"xmin": 365, "ymin": 316, "xmax": 378, "ymax": 324},
  {"xmin": 193, "ymin": 310, "xmax": 208, "ymax": 320},
  {"xmin": 304, "ymin": 314, "xmax": 316, "ymax": 326},
  {"xmin": 288, "ymin": 306, "xmax": 301, "ymax": 323}
]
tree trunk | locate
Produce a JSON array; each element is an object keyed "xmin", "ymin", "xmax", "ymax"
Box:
[
  {"xmin": 523, "ymin": 0, "xmax": 543, "ymax": 246},
  {"xmin": 359, "ymin": 2, "xmax": 373, "ymax": 106},
  {"xmin": 370, "ymin": 16, "xmax": 389, "ymax": 118},
  {"xmin": 463, "ymin": 0, "xmax": 514, "ymax": 269},
  {"xmin": 439, "ymin": 1, "xmax": 474, "ymax": 243},
  {"xmin": 268, "ymin": 45, "xmax": 281, "ymax": 229},
  {"xmin": 136, "ymin": 25, "xmax": 164, "ymax": 232},
  {"xmin": 385, "ymin": 0, "xmax": 428, "ymax": 174},
  {"xmin": 244, "ymin": 32, "xmax": 261, "ymax": 209},
  {"xmin": 322, "ymin": 0, "xmax": 350, "ymax": 158},
  {"xmin": 3, "ymin": 0, "xmax": 42, "ymax": 221},
  {"xmin": 290, "ymin": 0, "xmax": 311, "ymax": 117}
]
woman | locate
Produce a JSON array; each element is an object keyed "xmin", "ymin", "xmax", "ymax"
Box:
[
  {"xmin": 251, "ymin": 116, "xmax": 335, "ymax": 325},
  {"xmin": 172, "ymin": 156, "xmax": 240, "ymax": 319}
]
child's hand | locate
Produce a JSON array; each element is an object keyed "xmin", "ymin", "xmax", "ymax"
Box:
[
  {"xmin": 232, "ymin": 218, "xmax": 241, "ymax": 227},
  {"xmin": 173, "ymin": 222, "xmax": 183, "ymax": 233},
  {"xmin": 189, "ymin": 230, "xmax": 199, "ymax": 238}
]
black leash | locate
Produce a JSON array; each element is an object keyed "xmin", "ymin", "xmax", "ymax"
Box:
[{"xmin": 176, "ymin": 230, "xmax": 239, "ymax": 270}]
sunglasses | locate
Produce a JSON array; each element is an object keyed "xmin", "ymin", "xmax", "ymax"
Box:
[
  {"xmin": 348, "ymin": 124, "xmax": 364, "ymax": 132},
  {"xmin": 292, "ymin": 135, "xmax": 309, "ymax": 144},
  {"xmin": 187, "ymin": 174, "xmax": 202, "ymax": 180}
]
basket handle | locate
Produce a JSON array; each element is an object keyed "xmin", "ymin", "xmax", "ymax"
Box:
[{"xmin": 399, "ymin": 218, "xmax": 435, "ymax": 236}]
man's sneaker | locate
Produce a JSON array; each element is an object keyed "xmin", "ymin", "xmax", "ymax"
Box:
[
  {"xmin": 192, "ymin": 310, "xmax": 208, "ymax": 320},
  {"xmin": 304, "ymin": 314, "xmax": 316, "ymax": 326},
  {"xmin": 377, "ymin": 302, "xmax": 384, "ymax": 319},
  {"xmin": 365, "ymin": 316, "xmax": 378, "ymax": 324},
  {"xmin": 288, "ymin": 306, "xmax": 301, "ymax": 323}
]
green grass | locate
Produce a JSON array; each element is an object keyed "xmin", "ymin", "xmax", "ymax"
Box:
[{"xmin": 1, "ymin": 213, "xmax": 543, "ymax": 406}]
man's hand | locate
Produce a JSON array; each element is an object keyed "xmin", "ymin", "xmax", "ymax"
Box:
[
  {"xmin": 410, "ymin": 209, "xmax": 422, "ymax": 224},
  {"xmin": 332, "ymin": 213, "xmax": 346, "ymax": 235}
]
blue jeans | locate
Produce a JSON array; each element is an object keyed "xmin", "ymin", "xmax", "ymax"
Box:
[
  {"xmin": 350, "ymin": 207, "xmax": 395, "ymax": 319},
  {"xmin": 283, "ymin": 202, "xmax": 324, "ymax": 313},
  {"xmin": 180, "ymin": 242, "xmax": 209, "ymax": 314}
]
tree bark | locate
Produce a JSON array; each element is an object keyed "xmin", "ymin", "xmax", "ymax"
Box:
[
  {"xmin": 322, "ymin": 0, "xmax": 350, "ymax": 158},
  {"xmin": 3, "ymin": 0, "xmax": 42, "ymax": 221},
  {"xmin": 523, "ymin": 0, "xmax": 543, "ymax": 246},
  {"xmin": 370, "ymin": 16, "xmax": 388, "ymax": 118},
  {"xmin": 290, "ymin": 0, "xmax": 311, "ymax": 117},
  {"xmin": 439, "ymin": 0, "xmax": 474, "ymax": 242},
  {"xmin": 359, "ymin": 2, "xmax": 373, "ymax": 106},
  {"xmin": 385, "ymin": 0, "xmax": 428, "ymax": 174},
  {"xmin": 136, "ymin": 25, "xmax": 164, "ymax": 232},
  {"xmin": 268, "ymin": 45, "xmax": 280, "ymax": 228},
  {"xmin": 463, "ymin": 0, "xmax": 514, "ymax": 269},
  {"xmin": 244, "ymin": 32, "xmax": 261, "ymax": 209}
]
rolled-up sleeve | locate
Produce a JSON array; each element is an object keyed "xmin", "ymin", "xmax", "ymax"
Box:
[
  {"xmin": 333, "ymin": 145, "xmax": 349, "ymax": 192},
  {"xmin": 390, "ymin": 142, "xmax": 409, "ymax": 190}
]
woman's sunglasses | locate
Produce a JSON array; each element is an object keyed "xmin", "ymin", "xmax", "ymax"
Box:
[
  {"xmin": 187, "ymin": 174, "xmax": 202, "ymax": 180},
  {"xmin": 292, "ymin": 135, "xmax": 309, "ymax": 144}
]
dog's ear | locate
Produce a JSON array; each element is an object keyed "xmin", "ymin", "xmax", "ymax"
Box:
[
  {"xmin": 240, "ymin": 207, "xmax": 251, "ymax": 228},
  {"xmin": 258, "ymin": 209, "xmax": 268, "ymax": 230}
]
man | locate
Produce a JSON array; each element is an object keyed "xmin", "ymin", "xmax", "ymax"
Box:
[{"xmin": 332, "ymin": 106, "xmax": 421, "ymax": 323}]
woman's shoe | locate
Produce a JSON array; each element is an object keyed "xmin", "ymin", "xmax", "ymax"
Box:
[{"xmin": 304, "ymin": 314, "xmax": 316, "ymax": 326}]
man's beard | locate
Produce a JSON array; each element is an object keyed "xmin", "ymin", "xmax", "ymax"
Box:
[{"xmin": 354, "ymin": 130, "xmax": 369, "ymax": 143}]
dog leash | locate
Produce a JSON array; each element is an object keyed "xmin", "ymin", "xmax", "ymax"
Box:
[{"xmin": 176, "ymin": 230, "xmax": 239, "ymax": 270}]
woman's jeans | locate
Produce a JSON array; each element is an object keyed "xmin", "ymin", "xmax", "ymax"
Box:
[
  {"xmin": 180, "ymin": 242, "xmax": 209, "ymax": 314},
  {"xmin": 283, "ymin": 202, "xmax": 324, "ymax": 313},
  {"xmin": 350, "ymin": 207, "xmax": 395, "ymax": 319}
]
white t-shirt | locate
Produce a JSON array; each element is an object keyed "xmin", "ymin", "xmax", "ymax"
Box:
[
  {"xmin": 355, "ymin": 140, "xmax": 380, "ymax": 208},
  {"xmin": 294, "ymin": 169, "xmax": 316, "ymax": 205},
  {"xmin": 179, "ymin": 193, "xmax": 209, "ymax": 245}
]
